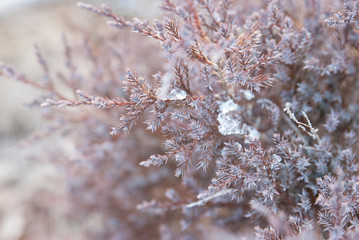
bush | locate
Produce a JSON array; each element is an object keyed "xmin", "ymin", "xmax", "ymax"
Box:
[{"xmin": 1, "ymin": 0, "xmax": 359, "ymax": 239}]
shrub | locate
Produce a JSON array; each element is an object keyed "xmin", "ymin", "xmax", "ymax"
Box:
[{"xmin": 1, "ymin": 0, "xmax": 359, "ymax": 239}]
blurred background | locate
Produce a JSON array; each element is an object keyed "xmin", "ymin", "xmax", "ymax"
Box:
[{"xmin": 0, "ymin": 1, "xmax": 160, "ymax": 239}]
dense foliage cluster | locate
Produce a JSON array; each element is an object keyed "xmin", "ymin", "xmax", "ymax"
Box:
[{"xmin": 2, "ymin": 0, "xmax": 359, "ymax": 239}]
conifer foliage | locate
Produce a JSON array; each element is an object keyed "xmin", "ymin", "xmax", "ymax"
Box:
[{"xmin": 2, "ymin": 0, "xmax": 359, "ymax": 239}]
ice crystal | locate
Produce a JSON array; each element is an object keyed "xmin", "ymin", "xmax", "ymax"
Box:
[
  {"xmin": 272, "ymin": 154, "xmax": 282, "ymax": 164},
  {"xmin": 218, "ymin": 99, "xmax": 240, "ymax": 114},
  {"xmin": 217, "ymin": 99, "xmax": 242, "ymax": 135},
  {"xmin": 164, "ymin": 88, "xmax": 187, "ymax": 100},
  {"xmin": 217, "ymin": 99, "xmax": 260, "ymax": 137}
]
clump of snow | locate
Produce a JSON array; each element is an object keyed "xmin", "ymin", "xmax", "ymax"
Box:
[
  {"xmin": 242, "ymin": 124, "xmax": 260, "ymax": 139},
  {"xmin": 217, "ymin": 99, "xmax": 260, "ymax": 139},
  {"xmin": 240, "ymin": 90, "xmax": 255, "ymax": 100},
  {"xmin": 163, "ymin": 89, "xmax": 187, "ymax": 100},
  {"xmin": 218, "ymin": 99, "xmax": 240, "ymax": 114},
  {"xmin": 217, "ymin": 99, "xmax": 242, "ymax": 135}
]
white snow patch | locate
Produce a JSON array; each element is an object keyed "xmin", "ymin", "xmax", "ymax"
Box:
[
  {"xmin": 243, "ymin": 124, "xmax": 260, "ymax": 139},
  {"xmin": 240, "ymin": 90, "xmax": 255, "ymax": 100},
  {"xmin": 217, "ymin": 99, "xmax": 260, "ymax": 138},
  {"xmin": 217, "ymin": 99, "xmax": 243, "ymax": 135}
]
